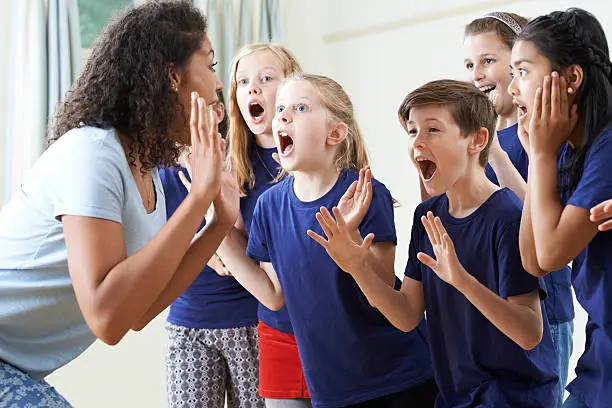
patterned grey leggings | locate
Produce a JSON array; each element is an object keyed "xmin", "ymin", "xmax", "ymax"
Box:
[{"xmin": 165, "ymin": 323, "xmax": 264, "ymax": 408}]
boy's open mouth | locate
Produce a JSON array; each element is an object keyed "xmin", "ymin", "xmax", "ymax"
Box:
[{"xmin": 417, "ymin": 159, "xmax": 437, "ymax": 181}]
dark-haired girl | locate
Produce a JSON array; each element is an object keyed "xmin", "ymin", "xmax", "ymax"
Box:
[{"xmin": 510, "ymin": 8, "xmax": 612, "ymax": 408}]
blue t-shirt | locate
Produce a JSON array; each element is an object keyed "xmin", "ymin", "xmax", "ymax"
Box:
[
  {"xmin": 160, "ymin": 167, "xmax": 258, "ymax": 329},
  {"xmin": 405, "ymin": 189, "xmax": 559, "ymax": 408},
  {"xmin": 485, "ymin": 124, "xmax": 529, "ymax": 184},
  {"xmin": 247, "ymin": 169, "xmax": 433, "ymax": 408},
  {"xmin": 486, "ymin": 124, "xmax": 574, "ymax": 324},
  {"xmin": 559, "ymin": 131, "xmax": 612, "ymax": 408},
  {"xmin": 0, "ymin": 127, "xmax": 165, "ymax": 380},
  {"xmin": 240, "ymin": 144, "xmax": 294, "ymax": 334}
]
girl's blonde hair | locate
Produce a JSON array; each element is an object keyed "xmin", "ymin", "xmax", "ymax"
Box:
[
  {"xmin": 278, "ymin": 73, "xmax": 369, "ymax": 177},
  {"xmin": 228, "ymin": 43, "xmax": 301, "ymax": 196}
]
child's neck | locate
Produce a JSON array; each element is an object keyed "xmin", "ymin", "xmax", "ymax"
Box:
[
  {"xmin": 445, "ymin": 164, "xmax": 498, "ymax": 219},
  {"xmin": 255, "ymin": 132, "xmax": 276, "ymax": 149},
  {"xmin": 567, "ymin": 120, "xmax": 583, "ymax": 148},
  {"xmin": 293, "ymin": 165, "xmax": 341, "ymax": 202},
  {"xmin": 496, "ymin": 113, "xmax": 517, "ymax": 131}
]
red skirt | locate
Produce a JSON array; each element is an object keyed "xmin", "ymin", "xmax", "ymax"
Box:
[{"xmin": 258, "ymin": 320, "xmax": 310, "ymax": 399}]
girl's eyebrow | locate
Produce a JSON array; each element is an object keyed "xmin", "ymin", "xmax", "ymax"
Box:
[
  {"xmin": 511, "ymin": 58, "xmax": 533, "ymax": 68},
  {"xmin": 236, "ymin": 66, "xmax": 281, "ymax": 77}
]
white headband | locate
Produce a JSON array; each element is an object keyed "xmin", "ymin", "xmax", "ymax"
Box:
[{"xmin": 484, "ymin": 12, "xmax": 522, "ymax": 35}]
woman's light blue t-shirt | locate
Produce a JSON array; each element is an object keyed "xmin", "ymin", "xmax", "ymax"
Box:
[{"xmin": 0, "ymin": 126, "xmax": 165, "ymax": 380}]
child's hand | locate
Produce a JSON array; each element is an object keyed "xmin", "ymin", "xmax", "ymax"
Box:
[
  {"xmin": 178, "ymin": 147, "xmax": 193, "ymax": 191},
  {"xmin": 181, "ymin": 144, "xmax": 239, "ymax": 228},
  {"xmin": 488, "ymin": 116, "xmax": 505, "ymax": 158},
  {"xmin": 337, "ymin": 167, "xmax": 373, "ymax": 231},
  {"xmin": 517, "ymin": 108, "xmax": 530, "ymax": 153},
  {"xmin": 210, "ymin": 155, "xmax": 240, "ymax": 228},
  {"xmin": 417, "ymin": 212, "xmax": 469, "ymax": 288},
  {"xmin": 272, "ymin": 152, "xmax": 281, "ymax": 165},
  {"xmin": 529, "ymin": 72, "xmax": 579, "ymax": 156},
  {"xmin": 307, "ymin": 207, "xmax": 374, "ymax": 275},
  {"xmin": 208, "ymin": 253, "xmax": 232, "ymax": 277},
  {"xmin": 489, "ymin": 128, "xmax": 503, "ymax": 157},
  {"xmin": 590, "ymin": 199, "xmax": 612, "ymax": 231}
]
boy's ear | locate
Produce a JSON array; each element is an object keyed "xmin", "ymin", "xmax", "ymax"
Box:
[
  {"xmin": 327, "ymin": 122, "xmax": 348, "ymax": 146},
  {"xmin": 468, "ymin": 127, "xmax": 489, "ymax": 157}
]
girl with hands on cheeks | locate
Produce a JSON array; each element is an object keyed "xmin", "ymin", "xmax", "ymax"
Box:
[{"xmin": 509, "ymin": 8, "xmax": 612, "ymax": 408}]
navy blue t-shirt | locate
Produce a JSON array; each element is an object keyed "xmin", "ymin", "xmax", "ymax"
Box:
[
  {"xmin": 486, "ymin": 124, "xmax": 574, "ymax": 324},
  {"xmin": 559, "ymin": 131, "xmax": 612, "ymax": 408},
  {"xmin": 160, "ymin": 166, "xmax": 258, "ymax": 329},
  {"xmin": 405, "ymin": 189, "xmax": 559, "ymax": 408},
  {"xmin": 240, "ymin": 144, "xmax": 294, "ymax": 334},
  {"xmin": 485, "ymin": 124, "xmax": 529, "ymax": 184},
  {"xmin": 247, "ymin": 169, "xmax": 433, "ymax": 408}
]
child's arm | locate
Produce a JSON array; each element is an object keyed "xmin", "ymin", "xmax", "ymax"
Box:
[
  {"xmin": 337, "ymin": 227, "xmax": 396, "ymax": 287},
  {"xmin": 367, "ymin": 242, "xmax": 397, "ymax": 286},
  {"xmin": 590, "ymin": 199, "xmax": 612, "ymax": 231},
  {"xmin": 417, "ymin": 212, "xmax": 543, "ymax": 350},
  {"xmin": 335, "ymin": 168, "xmax": 396, "ymax": 286},
  {"xmin": 234, "ymin": 213, "xmax": 248, "ymax": 238},
  {"xmin": 488, "ymin": 116, "xmax": 527, "ymax": 201},
  {"xmin": 182, "ymin": 166, "xmax": 284, "ymax": 310},
  {"xmin": 132, "ymin": 166, "xmax": 242, "ymax": 329},
  {"xmin": 530, "ymin": 156, "xmax": 598, "ymax": 270},
  {"xmin": 516, "ymin": 97, "xmax": 554, "ymax": 277},
  {"xmin": 355, "ymin": 262, "xmax": 425, "ymax": 332},
  {"xmin": 488, "ymin": 148, "xmax": 527, "ymax": 201},
  {"xmin": 519, "ymin": 169, "xmax": 550, "ymax": 276},
  {"xmin": 308, "ymin": 208, "xmax": 425, "ymax": 332},
  {"xmin": 215, "ymin": 227, "xmax": 284, "ymax": 310},
  {"xmin": 529, "ymin": 73, "xmax": 599, "ymax": 270}
]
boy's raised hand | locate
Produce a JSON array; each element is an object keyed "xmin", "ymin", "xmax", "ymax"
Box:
[
  {"xmin": 417, "ymin": 211, "xmax": 469, "ymax": 288},
  {"xmin": 307, "ymin": 207, "xmax": 374, "ymax": 275}
]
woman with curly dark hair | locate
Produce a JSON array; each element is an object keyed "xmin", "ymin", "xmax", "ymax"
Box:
[{"xmin": 0, "ymin": 2, "xmax": 237, "ymax": 406}]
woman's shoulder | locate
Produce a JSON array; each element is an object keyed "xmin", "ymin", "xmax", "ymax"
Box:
[{"xmin": 49, "ymin": 126, "xmax": 122, "ymax": 159}]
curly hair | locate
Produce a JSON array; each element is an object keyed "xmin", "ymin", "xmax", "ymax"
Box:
[{"xmin": 50, "ymin": 1, "xmax": 207, "ymax": 170}]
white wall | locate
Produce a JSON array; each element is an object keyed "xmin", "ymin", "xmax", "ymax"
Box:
[
  {"xmin": 47, "ymin": 313, "xmax": 168, "ymax": 407},
  {"xmin": 24, "ymin": 1, "xmax": 612, "ymax": 406}
]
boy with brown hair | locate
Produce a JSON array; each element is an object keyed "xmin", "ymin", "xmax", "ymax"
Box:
[{"xmin": 309, "ymin": 79, "xmax": 559, "ymax": 407}]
